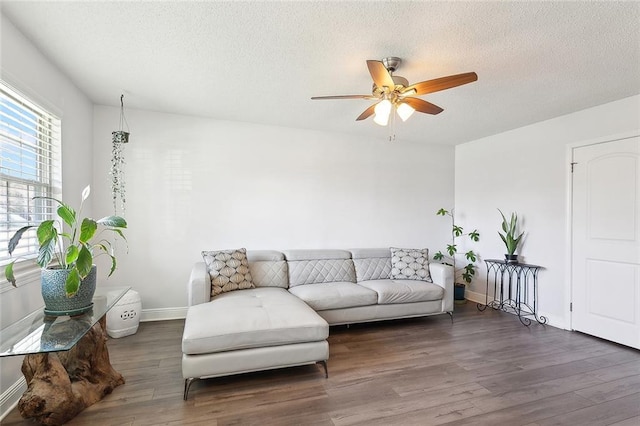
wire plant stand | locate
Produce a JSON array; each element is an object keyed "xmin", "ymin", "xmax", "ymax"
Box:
[{"xmin": 477, "ymin": 259, "xmax": 548, "ymax": 326}]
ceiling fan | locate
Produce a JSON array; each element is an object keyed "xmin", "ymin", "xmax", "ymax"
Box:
[{"xmin": 311, "ymin": 57, "xmax": 477, "ymax": 126}]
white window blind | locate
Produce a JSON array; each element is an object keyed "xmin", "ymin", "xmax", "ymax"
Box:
[{"xmin": 0, "ymin": 81, "xmax": 62, "ymax": 265}]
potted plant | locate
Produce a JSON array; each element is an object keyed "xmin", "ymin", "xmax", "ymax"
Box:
[
  {"xmin": 5, "ymin": 185, "xmax": 127, "ymax": 316},
  {"xmin": 498, "ymin": 209, "xmax": 524, "ymax": 263},
  {"xmin": 434, "ymin": 208, "xmax": 480, "ymax": 303}
]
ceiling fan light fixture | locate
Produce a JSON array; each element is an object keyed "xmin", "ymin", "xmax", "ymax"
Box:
[
  {"xmin": 396, "ymin": 102, "xmax": 415, "ymax": 122},
  {"xmin": 373, "ymin": 99, "xmax": 392, "ymax": 126}
]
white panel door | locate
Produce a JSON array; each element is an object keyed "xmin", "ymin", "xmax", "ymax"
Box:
[{"xmin": 572, "ymin": 136, "xmax": 640, "ymax": 349}]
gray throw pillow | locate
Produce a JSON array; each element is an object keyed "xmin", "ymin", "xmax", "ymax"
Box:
[
  {"xmin": 390, "ymin": 247, "xmax": 432, "ymax": 282},
  {"xmin": 202, "ymin": 248, "xmax": 255, "ymax": 296}
]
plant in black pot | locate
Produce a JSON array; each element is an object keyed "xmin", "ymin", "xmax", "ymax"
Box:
[
  {"xmin": 434, "ymin": 208, "xmax": 480, "ymax": 303},
  {"xmin": 5, "ymin": 185, "xmax": 127, "ymax": 316},
  {"xmin": 498, "ymin": 209, "xmax": 524, "ymax": 264}
]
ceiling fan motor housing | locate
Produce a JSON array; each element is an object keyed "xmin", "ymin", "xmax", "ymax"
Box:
[
  {"xmin": 382, "ymin": 57, "xmax": 402, "ymax": 73},
  {"xmin": 372, "ymin": 57, "xmax": 408, "ymax": 95}
]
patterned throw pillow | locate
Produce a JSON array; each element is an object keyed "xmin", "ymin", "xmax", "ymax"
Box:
[
  {"xmin": 202, "ymin": 248, "xmax": 255, "ymax": 296},
  {"xmin": 390, "ymin": 247, "xmax": 432, "ymax": 282}
]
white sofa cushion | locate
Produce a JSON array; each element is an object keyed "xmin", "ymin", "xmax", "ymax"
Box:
[
  {"xmin": 285, "ymin": 250, "xmax": 356, "ymax": 287},
  {"xmin": 288, "ymin": 282, "xmax": 377, "ymax": 311},
  {"xmin": 249, "ymin": 261, "xmax": 288, "ymax": 288},
  {"xmin": 202, "ymin": 248, "xmax": 255, "ymax": 296},
  {"xmin": 358, "ymin": 279, "xmax": 444, "ymax": 304},
  {"xmin": 247, "ymin": 250, "xmax": 288, "ymax": 288},
  {"xmin": 390, "ymin": 247, "xmax": 432, "ymax": 282},
  {"xmin": 182, "ymin": 287, "xmax": 328, "ymax": 355},
  {"xmin": 351, "ymin": 248, "xmax": 392, "ymax": 281}
]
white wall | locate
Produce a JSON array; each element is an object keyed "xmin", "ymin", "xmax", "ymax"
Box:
[
  {"xmin": 0, "ymin": 14, "xmax": 94, "ymax": 417},
  {"xmin": 455, "ymin": 95, "xmax": 640, "ymax": 328},
  {"xmin": 91, "ymin": 106, "xmax": 455, "ymax": 317}
]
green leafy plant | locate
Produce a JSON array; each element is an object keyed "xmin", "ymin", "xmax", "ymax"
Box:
[
  {"xmin": 434, "ymin": 208, "xmax": 480, "ymax": 284},
  {"xmin": 498, "ymin": 209, "xmax": 524, "ymax": 255},
  {"xmin": 5, "ymin": 185, "xmax": 127, "ymax": 296}
]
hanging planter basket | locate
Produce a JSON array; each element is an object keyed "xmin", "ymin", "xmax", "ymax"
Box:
[
  {"xmin": 41, "ymin": 266, "xmax": 97, "ymax": 316},
  {"xmin": 112, "ymin": 130, "xmax": 129, "ymax": 144}
]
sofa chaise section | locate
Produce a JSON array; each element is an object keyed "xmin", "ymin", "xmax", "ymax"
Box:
[{"xmin": 182, "ymin": 250, "xmax": 329, "ymax": 399}]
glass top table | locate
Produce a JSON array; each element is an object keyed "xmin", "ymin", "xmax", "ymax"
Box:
[{"xmin": 0, "ymin": 286, "xmax": 130, "ymax": 357}]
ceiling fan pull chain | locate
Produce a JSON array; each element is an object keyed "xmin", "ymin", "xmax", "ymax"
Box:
[{"xmin": 389, "ymin": 111, "xmax": 396, "ymax": 142}]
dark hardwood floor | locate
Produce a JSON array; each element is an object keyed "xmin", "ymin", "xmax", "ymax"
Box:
[{"xmin": 3, "ymin": 303, "xmax": 639, "ymax": 425}]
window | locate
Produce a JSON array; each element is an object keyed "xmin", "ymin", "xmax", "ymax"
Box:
[{"xmin": 0, "ymin": 81, "xmax": 61, "ymax": 266}]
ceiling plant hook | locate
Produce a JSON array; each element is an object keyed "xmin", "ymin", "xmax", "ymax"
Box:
[
  {"xmin": 118, "ymin": 94, "xmax": 129, "ymax": 136},
  {"xmin": 116, "ymin": 94, "xmax": 129, "ymax": 140}
]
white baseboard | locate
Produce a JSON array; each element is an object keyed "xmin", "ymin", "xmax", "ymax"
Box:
[
  {"xmin": 140, "ymin": 307, "xmax": 187, "ymax": 322},
  {"xmin": 0, "ymin": 376, "xmax": 25, "ymax": 422},
  {"xmin": 137, "ymin": 297, "xmax": 564, "ymax": 330},
  {"xmin": 463, "ymin": 290, "xmax": 567, "ymax": 330},
  {"xmin": 536, "ymin": 311, "xmax": 570, "ymax": 330},
  {"xmin": 464, "ymin": 289, "xmax": 486, "ymax": 304}
]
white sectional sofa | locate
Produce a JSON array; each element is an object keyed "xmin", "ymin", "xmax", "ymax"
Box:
[{"xmin": 182, "ymin": 248, "xmax": 453, "ymax": 399}]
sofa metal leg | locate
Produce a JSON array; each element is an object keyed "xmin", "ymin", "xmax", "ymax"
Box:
[
  {"xmin": 447, "ymin": 311, "xmax": 453, "ymax": 323},
  {"xmin": 317, "ymin": 360, "xmax": 328, "ymax": 378},
  {"xmin": 183, "ymin": 378, "xmax": 197, "ymax": 400}
]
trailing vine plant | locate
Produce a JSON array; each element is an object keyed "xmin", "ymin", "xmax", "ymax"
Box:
[{"xmin": 110, "ymin": 136, "xmax": 126, "ymax": 215}]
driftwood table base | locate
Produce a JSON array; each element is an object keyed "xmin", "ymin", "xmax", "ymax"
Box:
[{"xmin": 18, "ymin": 318, "xmax": 124, "ymax": 425}]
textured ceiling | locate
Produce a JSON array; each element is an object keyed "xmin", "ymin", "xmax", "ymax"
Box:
[{"xmin": 2, "ymin": 1, "xmax": 639, "ymax": 145}]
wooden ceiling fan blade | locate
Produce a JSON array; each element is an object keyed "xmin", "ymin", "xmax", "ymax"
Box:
[
  {"xmin": 356, "ymin": 103, "xmax": 377, "ymax": 121},
  {"xmin": 403, "ymin": 72, "xmax": 478, "ymax": 95},
  {"xmin": 402, "ymin": 97, "xmax": 444, "ymax": 115},
  {"xmin": 311, "ymin": 95, "xmax": 377, "ymax": 100},
  {"xmin": 366, "ymin": 60, "xmax": 395, "ymax": 90}
]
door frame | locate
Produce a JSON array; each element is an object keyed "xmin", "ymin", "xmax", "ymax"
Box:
[{"xmin": 565, "ymin": 130, "xmax": 640, "ymax": 331}]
